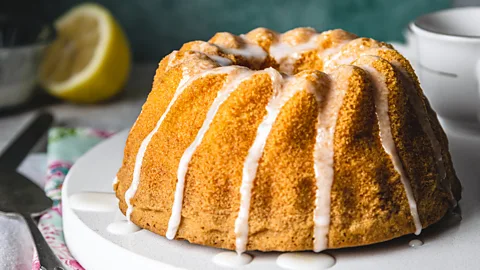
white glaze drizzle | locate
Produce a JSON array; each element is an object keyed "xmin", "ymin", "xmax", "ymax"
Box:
[
  {"xmin": 212, "ymin": 251, "xmax": 253, "ymax": 267},
  {"xmin": 323, "ymin": 39, "xmax": 383, "ymax": 73},
  {"xmin": 269, "ymin": 36, "xmax": 319, "ymax": 61},
  {"xmin": 389, "ymin": 60, "xmax": 454, "ymax": 205},
  {"xmin": 107, "ymin": 220, "xmax": 142, "ymax": 235},
  {"xmin": 235, "ymin": 69, "xmax": 309, "ymax": 254},
  {"xmin": 276, "ymin": 252, "xmax": 336, "ymax": 270},
  {"xmin": 362, "ymin": 65, "xmax": 422, "ymax": 235},
  {"xmin": 219, "ymin": 35, "xmax": 267, "ymax": 66},
  {"xmin": 112, "ymin": 176, "xmax": 119, "ymax": 188},
  {"xmin": 190, "ymin": 42, "xmax": 234, "ymax": 67},
  {"xmin": 206, "ymin": 54, "xmax": 233, "ymax": 66},
  {"xmin": 166, "ymin": 67, "xmax": 254, "ymax": 239},
  {"xmin": 166, "ymin": 50, "xmax": 178, "ymax": 69},
  {"xmin": 268, "ymin": 32, "xmax": 352, "ymax": 75},
  {"xmin": 269, "ymin": 35, "xmax": 320, "ymax": 74},
  {"xmin": 269, "ymin": 38, "xmax": 318, "ymax": 63},
  {"xmin": 124, "ymin": 64, "xmax": 228, "ymax": 221},
  {"xmin": 124, "ymin": 67, "xmax": 191, "ymax": 220},
  {"xmin": 323, "ymin": 48, "xmax": 356, "ymax": 73},
  {"xmin": 69, "ymin": 192, "xmax": 118, "ymax": 212},
  {"xmin": 311, "ymin": 71, "xmax": 349, "ymax": 252}
]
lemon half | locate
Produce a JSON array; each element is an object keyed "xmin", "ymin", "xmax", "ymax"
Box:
[{"xmin": 39, "ymin": 3, "xmax": 131, "ymax": 103}]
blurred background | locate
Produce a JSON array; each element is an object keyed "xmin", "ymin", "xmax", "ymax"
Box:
[
  {"xmin": 0, "ymin": 0, "xmax": 479, "ymax": 144},
  {"xmin": 2, "ymin": 0, "xmax": 476, "ymax": 62}
]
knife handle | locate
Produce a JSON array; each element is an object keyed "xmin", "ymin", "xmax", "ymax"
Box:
[
  {"xmin": 22, "ymin": 213, "xmax": 64, "ymax": 270},
  {"xmin": 0, "ymin": 112, "xmax": 53, "ymax": 171}
]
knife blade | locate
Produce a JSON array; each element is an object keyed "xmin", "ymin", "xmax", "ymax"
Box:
[{"xmin": 0, "ymin": 112, "xmax": 53, "ymax": 171}]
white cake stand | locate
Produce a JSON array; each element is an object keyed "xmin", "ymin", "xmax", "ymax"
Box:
[{"xmin": 62, "ymin": 127, "xmax": 480, "ymax": 270}]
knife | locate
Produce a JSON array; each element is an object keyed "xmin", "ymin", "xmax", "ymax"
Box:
[
  {"xmin": 0, "ymin": 111, "xmax": 65, "ymax": 270},
  {"xmin": 0, "ymin": 112, "xmax": 54, "ymax": 171}
]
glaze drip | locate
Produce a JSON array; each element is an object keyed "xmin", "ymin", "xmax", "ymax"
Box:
[
  {"xmin": 167, "ymin": 67, "xmax": 254, "ymax": 239},
  {"xmin": 166, "ymin": 50, "xmax": 178, "ymax": 69},
  {"xmin": 234, "ymin": 68, "xmax": 285, "ymax": 254},
  {"xmin": 311, "ymin": 69, "xmax": 350, "ymax": 252},
  {"xmin": 235, "ymin": 69, "xmax": 315, "ymax": 254},
  {"xmin": 390, "ymin": 60, "xmax": 455, "ymax": 206},
  {"xmin": 207, "ymin": 54, "xmax": 233, "ymax": 66},
  {"xmin": 125, "ymin": 64, "xmax": 234, "ymax": 221},
  {"xmin": 268, "ymin": 33, "xmax": 350, "ymax": 75},
  {"xmin": 269, "ymin": 35, "xmax": 320, "ymax": 74},
  {"xmin": 362, "ymin": 65, "xmax": 422, "ymax": 235},
  {"xmin": 112, "ymin": 176, "xmax": 119, "ymax": 188},
  {"xmin": 219, "ymin": 35, "xmax": 267, "ymax": 68}
]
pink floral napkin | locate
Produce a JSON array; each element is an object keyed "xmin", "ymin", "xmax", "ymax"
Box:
[{"xmin": 31, "ymin": 128, "xmax": 114, "ymax": 269}]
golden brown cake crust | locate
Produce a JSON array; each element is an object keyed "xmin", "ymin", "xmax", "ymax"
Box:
[
  {"xmin": 328, "ymin": 65, "xmax": 415, "ymax": 248},
  {"xmin": 114, "ymin": 27, "xmax": 461, "ymax": 252}
]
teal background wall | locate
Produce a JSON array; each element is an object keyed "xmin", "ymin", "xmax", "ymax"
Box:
[{"xmin": 7, "ymin": 0, "xmax": 452, "ymax": 62}]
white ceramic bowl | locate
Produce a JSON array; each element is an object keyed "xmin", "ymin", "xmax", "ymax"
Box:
[{"xmin": 409, "ymin": 7, "xmax": 480, "ymax": 132}]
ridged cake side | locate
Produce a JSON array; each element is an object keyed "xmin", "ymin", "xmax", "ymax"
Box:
[{"xmin": 114, "ymin": 27, "xmax": 461, "ymax": 252}]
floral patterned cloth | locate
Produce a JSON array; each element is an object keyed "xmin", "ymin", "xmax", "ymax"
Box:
[{"xmin": 32, "ymin": 128, "xmax": 115, "ymax": 270}]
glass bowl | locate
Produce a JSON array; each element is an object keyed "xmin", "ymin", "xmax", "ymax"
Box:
[{"xmin": 0, "ymin": 15, "xmax": 55, "ymax": 109}]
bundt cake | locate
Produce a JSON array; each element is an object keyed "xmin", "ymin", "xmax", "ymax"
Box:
[{"xmin": 113, "ymin": 27, "xmax": 461, "ymax": 253}]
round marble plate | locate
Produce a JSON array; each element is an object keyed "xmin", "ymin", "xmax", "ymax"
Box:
[{"xmin": 63, "ymin": 126, "xmax": 480, "ymax": 270}]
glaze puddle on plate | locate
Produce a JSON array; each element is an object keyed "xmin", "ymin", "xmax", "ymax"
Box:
[
  {"xmin": 212, "ymin": 251, "xmax": 253, "ymax": 268},
  {"xmin": 107, "ymin": 220, "xmax": 142, "ymax": 235},
  {"xmin": 409, "ymin": 239, "xmax": 424, "ymax": 247},
  {"xmin": 276, "ymin": 252, "xmax": 336, "ymax": 270},
  {"xmin": 69, "ymin": 192, "xmax": 142, "ymax": 235},
  {"xmin": 69, "ymin": 192, "xmax": 118, "ymax": 212}
]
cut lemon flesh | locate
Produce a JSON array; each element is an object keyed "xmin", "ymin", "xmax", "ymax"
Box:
[{"xmin": 39, "ymin": 3, "xmax": 131, "ymax": 103}]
